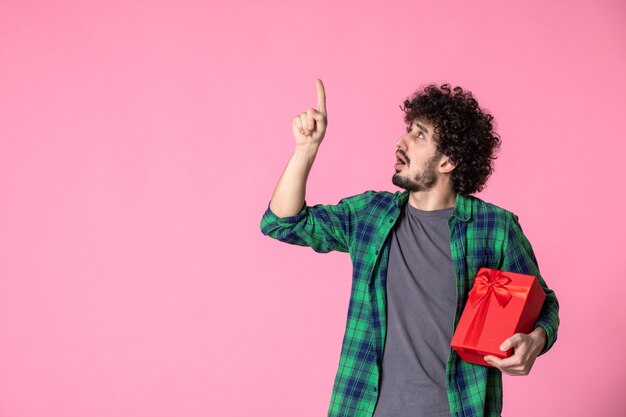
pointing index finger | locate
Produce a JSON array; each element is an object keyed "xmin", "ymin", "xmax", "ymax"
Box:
[{"xmin": 316, "ymin": 79, "xmax": 327, "ymax": 114}]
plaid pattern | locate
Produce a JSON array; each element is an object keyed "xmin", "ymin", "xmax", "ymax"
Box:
[{"xmin": 260, "ymin": 190, "xmax": 559, "ymax": 417}]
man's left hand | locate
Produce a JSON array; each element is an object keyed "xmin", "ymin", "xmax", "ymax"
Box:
[{"xmin": 483, "ymin": 327, "xmax": 546, "ymax": 376}]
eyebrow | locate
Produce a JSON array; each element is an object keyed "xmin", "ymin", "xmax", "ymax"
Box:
[{"xmin": 413, "ymin": 121, "xmax": 429, "ymax": 134}]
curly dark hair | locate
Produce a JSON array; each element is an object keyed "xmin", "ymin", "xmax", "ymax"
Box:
[{"xmin": 400, "ymin": 84, "xmax": 501, "ymax": 196}]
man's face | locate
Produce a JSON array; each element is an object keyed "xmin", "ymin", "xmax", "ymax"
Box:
[{"xmin": 392, "ymin": 118, "xmax": 443, "ymax": 192}]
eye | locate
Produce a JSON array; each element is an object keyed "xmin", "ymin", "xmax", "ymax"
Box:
[{"xmin": 406, "ymin": 124, "xmax": 426, "ymax": 139}]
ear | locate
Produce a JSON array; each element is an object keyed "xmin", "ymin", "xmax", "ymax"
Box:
[{"xmin": 438, "ymin": 155, "xmax": 457, "ymax": 174}]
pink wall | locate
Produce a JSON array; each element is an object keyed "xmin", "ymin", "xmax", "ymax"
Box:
[{"xmin": 1, "ymin": 0, "xmax": 624, "ymax": 416}]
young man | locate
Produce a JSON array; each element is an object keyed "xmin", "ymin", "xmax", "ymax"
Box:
[{"xmin": 260, "ymin": 79, "xmax": 559, "ymax": 417}]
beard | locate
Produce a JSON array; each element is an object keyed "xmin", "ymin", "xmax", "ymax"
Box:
[{"xmin": 392, "ymin": 154, "xmax": 440, "ymax": 192}]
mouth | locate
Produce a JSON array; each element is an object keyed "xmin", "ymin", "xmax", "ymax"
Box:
[{"xmin": 395, "ymin": 152, "xmax": 407, "ymax": 168}]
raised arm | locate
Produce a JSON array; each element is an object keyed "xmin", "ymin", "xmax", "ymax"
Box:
[{"xmin": 269, "ymin": 79, "xmax": 328, "ymax": 218}]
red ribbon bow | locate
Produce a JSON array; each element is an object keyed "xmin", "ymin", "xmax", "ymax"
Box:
[
  {"xmin": 468, "ymin": 269, "xmax": 513, "ymax": 309},
  {"xmin": 462, "ymin": 269, "xmax": 518, "ymax": 357}
]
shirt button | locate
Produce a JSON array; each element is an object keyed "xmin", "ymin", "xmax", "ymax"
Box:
[
  {"xmin": 389, "ymin": 218, "xmax": 394, "ymax": 223},
  {"xmin": 375, "ymin": 250, "xmax": 379, "ymax": 255}
]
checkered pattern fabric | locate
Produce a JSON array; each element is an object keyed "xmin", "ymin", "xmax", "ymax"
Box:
[{"xmin": 260, "ymin": 190, "xmax": 559, "ymax": 417}]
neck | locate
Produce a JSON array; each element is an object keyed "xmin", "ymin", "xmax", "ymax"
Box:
[{"xmin": 407, "ymin": 186, "xmax": 457, "ymax": 211}]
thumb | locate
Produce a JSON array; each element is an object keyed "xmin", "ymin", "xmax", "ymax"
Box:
[{"xmin": 310, "ymin": 109, "xmax": 326, "ymax": 123}]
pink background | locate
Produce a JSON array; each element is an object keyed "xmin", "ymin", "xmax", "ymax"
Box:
[{"xmin": 1, "ymin": 1, "xmax": 624, "ymax": 416}]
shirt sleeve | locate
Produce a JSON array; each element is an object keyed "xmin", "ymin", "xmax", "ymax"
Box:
[
  {"xmin": 259, "ymin": 191, "xmax": 375, "ymax": 254},
  {"xmin": 501, "ymin": 213, "xmax": 560, "ymax": 357}
]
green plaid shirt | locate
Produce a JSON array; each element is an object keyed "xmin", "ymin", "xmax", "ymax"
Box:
[{"xmin": 260, "ymin": 190, "xmax": 559, "ymax": 417}]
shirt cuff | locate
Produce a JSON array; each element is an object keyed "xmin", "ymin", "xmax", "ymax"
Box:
[
  {"xmin": 533, "ymin": 321, "xmax": 556, "ymax": 357},
  {"xmin": 263, "ymin": 200, "xmax": 308, "ymax": 225}
]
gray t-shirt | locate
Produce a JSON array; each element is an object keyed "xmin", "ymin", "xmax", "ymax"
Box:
[{"xmin": 372, "ymin": 203, "xmax": 456, "ymax": 417}]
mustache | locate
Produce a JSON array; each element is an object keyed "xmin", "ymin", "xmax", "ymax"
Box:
[{"xmin": 397, "ymin": 150, "xmax": 410, "ymax": 164}]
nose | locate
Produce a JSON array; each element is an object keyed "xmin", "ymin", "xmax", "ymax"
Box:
[{"xmin": 396, "ymin": 133, "xmax": 408, "ymax": 150}]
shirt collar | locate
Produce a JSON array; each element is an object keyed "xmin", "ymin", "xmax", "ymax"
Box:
[{"xmin": 393, "ymin": 190, "xmax": 472, "ymax": 222}]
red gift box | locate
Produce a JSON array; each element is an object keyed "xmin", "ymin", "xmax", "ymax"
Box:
[{"xmin": 450, "ymin": 267, "xmax": 546, "ymax": 367}]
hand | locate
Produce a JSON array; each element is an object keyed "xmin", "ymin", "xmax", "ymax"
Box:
[
  {"xmin": 483, "ymin": 327, "xmax": 546, "ymax": 376},
  {"xmin": 292, "ymin": 79, "xmax": 328, "ymax": 147}
]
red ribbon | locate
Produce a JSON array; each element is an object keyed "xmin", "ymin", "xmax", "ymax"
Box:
[
  {"xmin": 462, "ymin": 269, "xmax": 519, "ymax": 354},
  {"xmin": 469, "ymin": 269, "xmax": 513, "ymax": 309}
]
